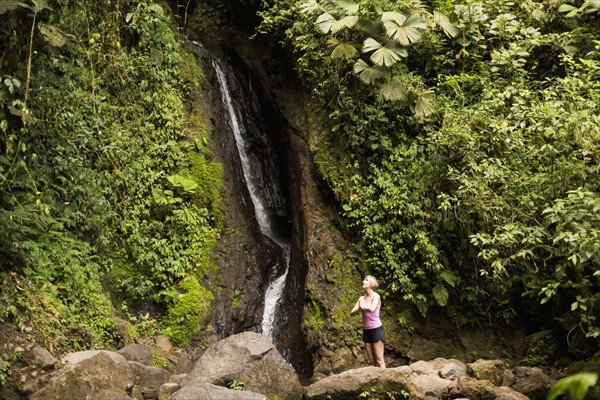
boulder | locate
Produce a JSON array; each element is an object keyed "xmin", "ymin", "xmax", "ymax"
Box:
[
  {"xmin": 450, "ymin": 376, "xmax": 528, "ymax": 400},
  {"xmin": 129, "ymin": 361, "xmax": 172, "ymax": 399},
  {"xmin": 61, "ymin": 349, "xmax": 129, "ymax": 369},
  {"xmin": 158, "ymin": 382, "xmax": 180, "ymax": 399},
  {"xmin": 467, "ymin": 359, "xmax": 506, "ymax": 386},
  {"xmin": 304, "ymin": 366, "xmax": 422, "ymax": 400},
  {"xmin": 409, "ymin": 360, "xmax": 436, "ymax": 375},
  {"xmin": 118, "ymin": 344, "xmax": 153, "ymax": 366},
  {"xmin": 439, "ymin": 362, "xmax": 467, "ymax": 381},
  {"xmin": 30, "ymin": 351, "xmax": 135, "ymax": 400},
  {"xmin": 30, "ymin": 347, "xmax": 57, "ymax": 369},
  {"xmin": 412, "ymin": 374, "xmax": 454, "ymax": 398},
  {"xmin": 170, "ymin": 383, "xmax": 266, "ymax": 399},
  {"xmin": 182, "ymin": 332, "xmax": 302, "ymax": 400},
  {"xmin": 510, "ymin": 366, "xmax": 553, "ymax": 400}
]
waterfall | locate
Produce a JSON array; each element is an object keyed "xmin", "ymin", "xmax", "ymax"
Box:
[{"xmin": 212, "ymin": 58, "xmax": 290, "ymax": 342}]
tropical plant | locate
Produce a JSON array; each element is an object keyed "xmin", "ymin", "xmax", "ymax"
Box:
[{"xmin": 257, "ymin": 0, "xmax": 600, "ymax": 341}]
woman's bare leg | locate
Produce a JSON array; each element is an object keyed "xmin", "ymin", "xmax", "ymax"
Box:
[
  {"xmin": 365, "ymin": 343, "xmax": 376, "ymax": 366},
  {"xmin": 373, "ymin": 341, "xmax": 385, "ymax": 368}
]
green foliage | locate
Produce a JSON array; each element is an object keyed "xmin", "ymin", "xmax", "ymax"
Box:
[
  {"xmin": 227, "ymin": 380, "xmax": 246, "ymax": 391},
  {"xmin": 0, "ymin": 360, "xmax": 11, "ymax": 386},
  {"xmin": 151, "ymin": 351, "xmax": 168, "ymax": 369},
  {"xmin": 258, "ymin": 0, "xmax": 600, "ymax": 343},
  {"xmin": 0, "ymin": 0, "xmax": 221, "ymax": 352},
  {"xmin": 231, "ymin": 288, "xmax": 242, "ymax": 309},
  {"xmin": 547, "ymin": 372, "xmax": 598, "ymax": 400},
  {"xmin": 162, "ymin": 276, "xmax": 213, "ymax": 346},
  {"xmin": 304, "ymin": 289, "xmax": 326, "ymax": 335}
]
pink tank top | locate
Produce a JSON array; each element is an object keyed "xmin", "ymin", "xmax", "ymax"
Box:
[{"xmin": 362, "ymin": 295, "xmax": 382, "ymax": 330}]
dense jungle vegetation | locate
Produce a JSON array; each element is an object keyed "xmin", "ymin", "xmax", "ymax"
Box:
[
  {"xmin": 0, "ymin": 0, "xmax": 599, "ymax": 393},
  {"xmin": 257, "ymin": 0, "xmax": 599, "ymax": 358},
  {"xmin": 0, "ymin": 0, "xmax": 222, "ymax": 385}
]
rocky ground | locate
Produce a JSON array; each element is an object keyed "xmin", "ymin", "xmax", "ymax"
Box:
[{"xmin": 1, "ymin": 330, "xmax": 573, "ymax": 400}]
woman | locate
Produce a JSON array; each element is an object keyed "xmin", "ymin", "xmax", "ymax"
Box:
[{"xmin": 351, "ymin": 275, "xmax": 386, "ymax": 368}]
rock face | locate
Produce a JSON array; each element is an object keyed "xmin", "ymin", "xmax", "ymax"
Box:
[
  {"xmin": 30, "ymin": 351, "xmax": 135, "ymax": 400},
  {"xmin": 182, "ymin": 332, "xmax": 303, "ymax": 400}
]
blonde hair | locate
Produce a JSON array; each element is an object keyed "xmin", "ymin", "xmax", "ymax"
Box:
[{"xmin": 365, "ymin": 275, "xmax": 379, "ymax": 289}]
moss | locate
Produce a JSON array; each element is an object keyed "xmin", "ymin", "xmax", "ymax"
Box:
[
  {"xmin": 304, "ymin": 289, "xmax": 325, "ymax": 335},
  {"xmin": 329, "ymin": 252, "xmax": 361, "ymax": 330},
  {"xmin": 152, "ymin": 351, "xmax": 168, "ymax": 369},
  {"xmin": 163, "ymin": 276, "xmax": 214, "ymax": 346},
  {"xmin": 521, "ymin": 329, "xmax": 564, "ymax": 366},
  {"xmin": 188, "ymin": 141, "xmax": 224, "ymax": 228},
  {"xmin": 231, "ymin": 288, "xmax": 242, "ymax": 309},
  {"xmin": 178, "ymin": 50, "xmax": 204, "ymax": 90}
]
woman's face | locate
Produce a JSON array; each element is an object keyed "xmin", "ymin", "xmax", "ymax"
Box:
[{"xmin": 362, "ymin": 277, "xmax": 372, "ymax": 289}]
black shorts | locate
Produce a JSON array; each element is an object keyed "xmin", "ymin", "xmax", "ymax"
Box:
[{"xmin": 363, "ymin": 325, "xmax": 385, "ymax": 343}]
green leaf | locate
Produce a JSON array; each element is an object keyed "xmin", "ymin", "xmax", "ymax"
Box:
[
  {"xmin": 328, "ymin": 38, "xmax": 359, "ymax": 59},
  {"xmin": 363, "ymin": 38, "xmax": 407, "ymax": 66},
  {"xmin": 0, "ymin": 0, "xmax": 20, "ymax": 14},
  {"xmin": 331, "ymin": 15, "xmax": 359, "ymax": 33},
  {"xmin": 353, "ymin": 59, "xmax": 390, "ymax": 84},
  {"xmin": 379, "ymin": 78, "xmax": 407, "ymax": 101},
  {"xmin": 32, "ymin": 0, "xmax": 50, "ymax": 12},
  {"xmin": 39, "ymin": 23, "xmax": 66, "ymax": 47},
  {"xmin": 167, "ymin": 174, "xmax": 198, "ymax": 193},
  {"xmin": 547, "ymin": 372, "xmax": 597, "ymax": 400},
  {"xmin": 335, "ymin": 0, "xmax": 359, "ymax": 14},
  {"xmin": 413, "ymin": 91, "xmax": 436, "ymax": 118},
  {"xmin": 316, "ymin": 12, "xmax": 336, "ymax": 33},
  {"xmin": 382, "ymin": 12, "xmax": 427, "ymax": 46},
  {"xmin": 300, "ymin": 0, "xmax": 320, "ymax": 14},
  {"xmin": 433, "ymin": 284, "xmax": 449, "ymax": 306},
  {"xmin": 433, "ymin": 11, "xmax": 459, "ymax": 38}
]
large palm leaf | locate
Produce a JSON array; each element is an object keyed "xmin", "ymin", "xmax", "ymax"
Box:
[
  {"xmin": 412, "ymin": 90, "xmax": 436, "ymax": 118},
  {"xmin": 363, "ymin": 38, "xmax": 407, "ymax": 67},
  {"xmin": 381, "ymin": 11, "xmax": 427, "ymax": 46},
  {"xmin": 353, "ymin": 59, "xmax": 391, "ymax": 84},
  {"xmin": 334, "ymin": 0, "xmax": 359, "ymax": 14},
  {"xmin": 379, "ymin": 78, "xmax": 408, "ymax": 101},
  {"xmin": 433, "ymin": 11, "xmax": 459, "ymax": 38},
  {"xmin": 328, "ymin": 37, "xmax": 359, "ymax": 59},
  {"xmin": 316, "ymin": 12, "xmax": 359, "ymax": 33}
]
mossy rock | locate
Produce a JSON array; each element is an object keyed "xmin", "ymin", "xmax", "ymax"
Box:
[{"xmin": 521, "ymin": 329, "xmax": 564, "ymax": 366}]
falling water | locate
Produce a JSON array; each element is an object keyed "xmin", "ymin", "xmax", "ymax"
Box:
[{"xmin": 212, "ymin": 58, "xmax": 290, "ymax": 342}]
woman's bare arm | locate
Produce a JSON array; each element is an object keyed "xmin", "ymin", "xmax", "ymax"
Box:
[{"xmin": 350, "ymin": 297, "xmax": 362, "ymax": 315}]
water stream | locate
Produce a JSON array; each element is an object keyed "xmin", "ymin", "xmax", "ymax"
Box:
[{"xmin": 212, "ymin": 58, "xmax": 290, "ymax": 343}]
